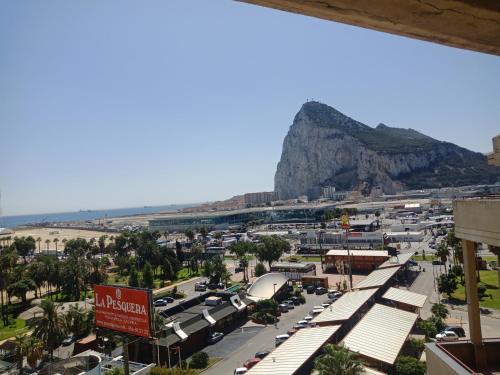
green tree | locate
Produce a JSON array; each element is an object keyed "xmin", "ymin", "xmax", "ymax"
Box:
[
  {"xmin": 255, "ymin": 235, "xmax": 290, "ymax": 269},
  {"xmin": 254, "ymin": 262, "xmax": 267, "ymax": 277},
  {"xmin": 184, "ymin": 230, "xmax": 195, "ymax": 243},
  {"xmin": 12, "ymin": 236, "xmax": 36, "ymax": 263},
  {"xmin": 229, "ymin": 241, "xmax": 256, "ymax": 282},
  {"xmin": 436, "ymin": 242, "xmax": 450, "ymax": 273},
  {"xmin": 202, "ymin": 256, "xmax": 227, "ymax": 284},
  {"xmin": 14, "ymin": 334, "xmax": 44, "ymax": 372},
  {"xmin": 314, "ymin": 344, "xmax": 364, "ymax": 375},
  {"xmin": 45, "ymin": 239, "xmax": 51, "ymax": 251},
  {"xmin": 62, "ymin": 304, "xmax": 93, "ymax": 338},
  {"xmin": 7, "ymin": 279, "xmax": 36, "ymax": 307},
  {"xmin": 189, "ymin": 351, "xmax": 209, "ymax": 369},
  {"xmin": 129, "ymin": 265, "xmax": 139, "ymax": 287},
  {"xmin": 395, "ymin": 356, "xmax": 426, "ymax": 375},
  {"xmin": 437, "ymin": 274, "xmax": 457, "ymax": 299},
  {"xmin": 431, "ymin": 303, "xmax": 449, "ymax": 320},
  {"xmin": 30, "ymin": 299, "xmax": 64, "ymax": 360},
  {"xmin": 142, "ymin": 262, "xmax": 154, "ymax": 289}
]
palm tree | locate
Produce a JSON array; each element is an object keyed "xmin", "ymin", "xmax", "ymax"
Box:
[
  {"xmin": 36, "ymin": 237, "xmax": 42, "ymax": 253},
  {"xmin": 431, "ymin": 303, "xmax": 449, "ymax": 320},
  {"xmin": 30, "ymin": 299, "xmax": 64, "ymax": 360},
  {"xmin": 61, "ymin": 238, "xmax": 67, "ymax": 251},
  {"xmin": 14, "ymin": 334, "xmax": 44, "ymax": 372},
  {"xmin": 53, "ymin": 238, "xmax": 59, "ymax": 255},
  {"xmin": 314, "ymin": 344, "xmax": 364, "ymax": 375},
  {"xmin": 45, "ymin": 239, "xmax": 51, "ymax": 251},
  {"xmin": 436, "ymin": 242, "xmax": 450, "ymax": 274}
]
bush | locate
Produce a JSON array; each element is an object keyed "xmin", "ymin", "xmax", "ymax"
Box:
[
  {"xmin": 395, "ymin": 356, "xmax": 426, "ymax": 375},
  {"xmin": 189, "ymin": 351, "xmax": 209, "ymax": 369},
  {"xmin": 150, "ymin": 367, "xmax": 197, "ymax": 375},
  {"xmin": 255, "ymin": 262, "xmax": 267, "ymax": 277}
]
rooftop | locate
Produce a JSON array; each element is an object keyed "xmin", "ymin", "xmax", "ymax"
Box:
[
  {"xmin": 354, "ymin": 266, "xmax": 401, "ymax": 290},
  {"xmin": 271, "ymin": 262, "xmax": 316, "ymax": 270},
  {"xmin": 246, "ymin": 326, "xmax": 341, "ymax": 375},
  {"xmin": 247, "ymin": 272, "xmax": 289, "ymax": 301},
  {"xmin": 382, "ymin": 287, "xmax": 427, "ymax": 308},
  {"xmin": 342, "ymin": 304, "xmax": 418, "ymax": 365},
  {"xmin": 378, "ymin": 252, "xmax": 414, "ymax": 269},
  {"xmin": 326, "ymin": 249, "xmax": 389, "ymax": 257},
  {"xmin": 312, "ymin": 288, "xmax": 378, "ymax": 324}
]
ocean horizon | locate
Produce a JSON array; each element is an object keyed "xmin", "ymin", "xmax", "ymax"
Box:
[{"xmin": 0, "ymin": 203, "xmax": 199, "ymax": 229}]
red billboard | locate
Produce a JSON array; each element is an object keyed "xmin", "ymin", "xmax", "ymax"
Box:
[{"xmin": 94, "ymin": 285, "xmax": 153, "ymax": 338}]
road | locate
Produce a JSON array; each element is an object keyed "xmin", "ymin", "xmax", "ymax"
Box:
[
  {"xmin": 204, "ymin": 292, "xmax": 327, "ymax": 375},
  {"xmin": 407, "ymin": 258, "xmax": 500, "ymax": 339}
]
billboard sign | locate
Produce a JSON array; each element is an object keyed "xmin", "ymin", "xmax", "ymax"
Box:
[
  {"xmin": 94, "ymin": 285, "xmax": 153, "ymax": 338},
  {"xmin": 341, "ymin": 214, "xmax": 350, "ymax": 229}
]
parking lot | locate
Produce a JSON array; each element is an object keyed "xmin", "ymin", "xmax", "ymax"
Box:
[{"xmin": 204, "ymin": 291, "xmax": 328, "ymax": 375}]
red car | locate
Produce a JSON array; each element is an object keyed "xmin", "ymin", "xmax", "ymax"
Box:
[{"xmin": 243, "ymin": 358, "xmax": 261, "ymax": 370}]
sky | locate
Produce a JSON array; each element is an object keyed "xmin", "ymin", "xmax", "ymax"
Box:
[{"xmin": 1, "ymin": 1, "xmax": 500, "ymax": 216}]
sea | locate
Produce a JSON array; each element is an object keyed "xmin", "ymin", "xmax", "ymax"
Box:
[{"xmin": 0, "ymin": 203, "xmax": 198, "ymax": 229}]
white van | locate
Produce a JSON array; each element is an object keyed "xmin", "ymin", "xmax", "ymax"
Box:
[
  {"xmin": 234, "ymin": 368, "xmax": 248, "ymax": 375},
  {"xmin": 275, "ymin": 334, "xmax": 290, "ymax": 346}
]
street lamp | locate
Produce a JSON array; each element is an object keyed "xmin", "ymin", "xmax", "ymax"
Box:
[{"xmin": 273, "ymin": 283, "xmax": 277, "ymax": 300}]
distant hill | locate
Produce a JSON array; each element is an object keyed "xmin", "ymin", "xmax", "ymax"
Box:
[{"xmin": 275, "ymin": 101, "xmax": 500, "ymax": 198}]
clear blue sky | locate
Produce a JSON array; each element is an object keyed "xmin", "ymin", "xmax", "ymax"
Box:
[{"xmin": 1, "ymin": 1, "xmax": 499, "ymax": 216}]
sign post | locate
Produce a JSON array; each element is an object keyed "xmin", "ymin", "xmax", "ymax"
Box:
[
  {"xmin": 341, "ymin": 215, "xmax": 353, "ymax": 289},
  {"xmin": 94, "ymin": 285, "xmax": 154, "ymax": 372}
]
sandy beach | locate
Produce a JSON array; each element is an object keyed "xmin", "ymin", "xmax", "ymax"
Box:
[{"xmin": 1, "ymin": 227, "xmax": 116, "ymax": 251}]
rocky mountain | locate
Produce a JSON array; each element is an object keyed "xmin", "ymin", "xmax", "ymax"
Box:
[{"xmin": 275, "ymin": 101, "xmax": 500, "ymax": 199}]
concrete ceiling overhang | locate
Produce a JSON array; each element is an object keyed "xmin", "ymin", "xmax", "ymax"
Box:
[{"xmin": 237, "ymin": 0, "xmax": 500, "ymax": 56}]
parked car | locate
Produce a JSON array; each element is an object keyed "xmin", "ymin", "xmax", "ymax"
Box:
[
  {"xmin": 255, "ymin": 351, "xmax": 270, "ymax": 360},
  {"xmin": 207, "ymin": 283, "xmax": 219, "ymax": 290},
  {"xmin": 311, "ymin": 306, "xmax": 325, "ymax": 315},
  {"xmin": 303, "ymin": 315, "xmax": 313, "ymax": 322},
  {"xmin": 154, "ymin": 299, "xmax": 168, "ymax": 307},
  {"xmin": 278, "ymin": 303, "xmax": 289, "ymax": 313},
  {"xmin": 291, "ymin": 296, "xmax": 301, "ymax": 305},
  {"xmin": 321, "ymin": 303, "xmax": 331, "ymax": 308},
  {"xmin": 61, "ymin": 335, "xmax": 75, "ymax": 346},
  {"xmin": 275, "ymin": 334, "xmax": 290, "ymax": 346},
  {"xmin": 327, "ymin": 291, "xmax": 342, "ymax": 299},
  {"xmin": 208, "ymin": 332, "xmax": 224, "ymax": 344},
  {"xmin": 444, "ymin": 326, "xmax": 466, "ymax": 337},
  {"xmin": 293, "ymin": 323, "xmax": 307, "ymax": 330},
  {"xmin": 234, "ymin": 368, "xmax": 248, "ymax": 375},
  {"xmin": 306, "ymin": 285, "xmax": 315, "ymax": 294},
  {"xmin": 315, "ymin": 287, "xmax": 328, "ymax": 295},
  {"xmin": 287, "ymin": 328, "xmax": 298, "ymax": 336},
  {"xmin": 164, "ymin": 296, "xmax": 174, "ymax": 303},
  {"xmin": 234, "ymin": 267, "xmax": 244, "ymax": 273},
  {"xmin": 243, "ymin": 358, "xmax": 261, "ymax": 370},
  {"xmin": 283, "ymin": 300, "xmax": 295, "ymax": 309},
  {"xmin": 436, "ymin": 331, "xmax": 459, "ymax": 342},
  {"xmin": 195, "ymin": 282, "xmax": 207, "ymax": 292}
]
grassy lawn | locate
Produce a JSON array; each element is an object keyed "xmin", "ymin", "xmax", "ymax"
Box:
[
  {"xmin": 412, "ymin": 255, "xmax": 436, "ymax": 262},
  {"xmin": 284, "ymin": 255, "xmax": 322, "ymax": 262},
  {"xmin": 0, "ymin": 318, "xmax": 28, "ymax": 340},
  {"xmin": 451, "ymin": 270, "xmax": 500, "ymax": 310},
  {"xmin": 189, "ymin": 357, "xmax": 221, "ymax": 374}
]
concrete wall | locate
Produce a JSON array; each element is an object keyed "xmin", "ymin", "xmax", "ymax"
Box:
[{"xmin": 453, "ymin": 199, "xmax": 500, "ymax": 247}]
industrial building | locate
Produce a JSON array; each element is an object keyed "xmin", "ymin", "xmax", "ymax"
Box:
[
  {"xmin": 324, "ymin": 249, "xmax": 389, "ymax": 272},
  {"xmin": 149, "ymin": 203, "xmax": 336, "ymax": 231},
  {"xmin": 243, "ymin": 191, "xmax": 279, "ymax": 206}
]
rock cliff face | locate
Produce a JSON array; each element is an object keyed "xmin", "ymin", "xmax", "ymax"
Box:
[{"xmin": 275, "ymin": 101, "xmax": 500, "ymax": 199}]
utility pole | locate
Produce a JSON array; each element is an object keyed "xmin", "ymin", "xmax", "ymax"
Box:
[{"xmin": 123, "ymin": 336, "xmax": 130, "ymax": 375}]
